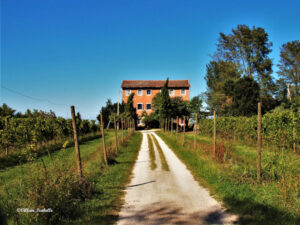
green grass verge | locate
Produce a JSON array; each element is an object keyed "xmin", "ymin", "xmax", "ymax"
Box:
[
  {"xmin": 147, "ymin": 134, "xmax": 157, "ymax": 170},
  {"xmin": 157, "ymin": 131, "xmax": 300, "ymax": 225},
  {"xmin": 72, "ymin": 132, "xmax": 142, "ymax": 225},
  {"xmin": 151, "ymin": 134, "xmax": 169, "ymax": 171}
]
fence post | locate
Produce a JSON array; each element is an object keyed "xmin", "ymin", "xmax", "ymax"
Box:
[
  {"xmin": 171, "ymin": 118, "xmax": 173, "ymax": 135},
  {"xmin": 121, "ymin": 118, "xmax": 124, "ymax": 143},
  {"xmin": 257, "ymin": 102, "xmax": 262, "ymax": 183},
  {"xmin": 213, "ymin": 110, "xmax": 216, "ymax": 158},
  {"xmin": 293, "ymin": 113, "xmax": 296, "ymax": 153},
  {"xmin": 183, "ymin": 116, "xmax": 186, "ymax": 145},
  {"xmin": 194, "ymin": 113, "xmax": 198, "ymax": 149},
  {"xmin": 100, "ymin": 113, "xmax": 108, "ymax": 165},
  {"xmin": 176, "ymin": 116, "xmax": 179, "ymax": 134},
  {"xmin": 70, "ymin": 106, "xmax": 83, "ymax": 180},
  {"xmin": 114, "ymin": 115, "xmax": 119, "ymax": 153},
  {"xmin": 5, "ymin": 117, "xmax": 8, "ymax": 155}
]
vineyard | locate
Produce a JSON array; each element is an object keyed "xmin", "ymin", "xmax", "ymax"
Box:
[
  {"xmin": 197, "ymin": 110, "xmax": 299, "ymax": 151},
  {"xmin": 0, "ymin": 106, "xmax": 140, "ymax": 224}
]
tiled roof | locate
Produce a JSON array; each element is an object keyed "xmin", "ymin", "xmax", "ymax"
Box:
[{"xmin": 121, "ymin": 80, "xmax": 190, "ymax": 88}]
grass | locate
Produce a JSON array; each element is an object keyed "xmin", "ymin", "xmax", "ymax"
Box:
[
  {"xmin": 157, "ymin": 131, "xmax": 300, "ymax": 225},
  {"xmin": 0, "ymin": 129, "xmax": 139, "ymax": 225},
  {"xmin": 147, "ymin": 134, "xmax": 157, "ymax": 170},
  {"xmin": 71, "ymin": 132, "xmax": 142, "ymax": 225},
  {"xmin": 151, "ymin": 134, "xmax": 169, "ymax": 171},
  {"xmin": 0, "ymin": 132, "xmax": 102, "ymax": 170}
]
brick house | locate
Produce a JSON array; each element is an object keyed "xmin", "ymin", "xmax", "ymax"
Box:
[{"xmin": 121, "ymin": 80, "xmax": 190, "ymax": 125}]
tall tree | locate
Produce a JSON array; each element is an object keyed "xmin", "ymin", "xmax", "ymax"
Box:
[
  {"xmin": 159, "ymin": 79, "xmax": 172, "ymax": 120},
  {"xmin": 216, "ymin": 25, "xmax": 274, "ymax": 95},
  {"xmin": 224, "ymin": 77, "xmax": 260, "ymax": 116},
  {"xmin": 124, "ymin": 93, "xmax": 137, "ymax": 121},
  {"xmin": 0, "ymin": 103, "xmax": 15, "ymax": 118},
  {"xmin": 205, "ymin": 60, "xmax": 241, "ymax": 112},
  {"xmin": 277, "ymin": 40, "xmax": 300, "ymax": 109}
]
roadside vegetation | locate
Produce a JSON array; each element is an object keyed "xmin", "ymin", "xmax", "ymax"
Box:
[
  {"xmin": 151, "ymin": 134, "xmax": 169, "ymax": 171},
  {"xmin": 0, "ymin": 129, "xmax": 141, "ymax": 225},
  {"xmin": 147, "ymin": 134, "xmax": 157, "ymax": 170},
  {"xmin": 157, "ymin": 131, "xmax": 300, "ymax": 225},
  {"xmin": 0, "ymin": 93, "xmax": 140, "ymax": 225}
]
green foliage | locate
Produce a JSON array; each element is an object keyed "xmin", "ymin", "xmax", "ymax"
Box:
[
  {"xmin": 205, "ymin": 60, "xmax": 241, "ymax": 111},
  {"xmin": 198, "ymin": 111, "xmax": 299, "ymax": 150},
  {"xmin": 159, "ymin": 78, "xmax": 172, "ymax": 119},
  {"xmin": 124, "ymin": 93, "xmax": 137, "ymax": 121},
  {"xmin": 2, "ymin": 161, "xmax": 92, "ymax": 225},
  {"xmin": 0, "ymin": 103, "xmax": 15, "ymax": 118},
  {"xmin": 277, "ymin": 40, "xmax": 300, "ymax": 110},
  {"xmin": 216, "ymin": 24, "xmax": 274, "ymax": 95},
  {"xmin": 226, "ymin": 77, "xmax": 260, "ymax": 116},
  {"xmin": 97, "ymin": 99, "xmax": 125, "ymax": 128},
  {"xmin": 142, "ymin": 112, "xmax": 160, "ymax": 129},
  {"xmin": 0, "ymin": 116, "xmax": 100, "ymax": 165}
]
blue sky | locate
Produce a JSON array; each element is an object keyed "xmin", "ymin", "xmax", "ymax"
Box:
[{"xmin": 1, "ymin": 0, "xmax": 300, "ymax": 119}]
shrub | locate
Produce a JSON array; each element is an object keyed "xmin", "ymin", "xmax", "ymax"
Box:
[{"xmin": 2, "ymin": 160, "xmax": 92, "ymax": 225}]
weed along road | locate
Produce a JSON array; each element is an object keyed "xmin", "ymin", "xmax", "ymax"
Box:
[{"xmin": 118, "ymin": 130, "xmax": 237, "ymax": 225}]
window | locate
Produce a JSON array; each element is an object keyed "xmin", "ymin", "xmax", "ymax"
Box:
[
  {"xmin": 125, "ymin": 90, "xmax": 131, "ymax": 96},
  {"xmin": 146, "ymin": 103, "xmax": 152, "ymax": 110},
  {"xmin": 181, "ymin": 89, "xmax": 186, "ymax": 95},
  {"xmin": 137, "ymin": 89, "xmax": 143, "ymax": 96},
  {"xmin": 146, "ymin": 89, "xmax": 152, "ymax": 96},
  {"xmin": 137, "ymin": 103, "xmax": 143, "ymax": 110},
  {"xmin": 169, "ymin": 89, "xmax": 174, "ymax": 95}
]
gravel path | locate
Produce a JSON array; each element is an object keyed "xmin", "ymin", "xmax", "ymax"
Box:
[{"xmin": 118, "ymin": 130, "xmax": 237, "ymax": 225}]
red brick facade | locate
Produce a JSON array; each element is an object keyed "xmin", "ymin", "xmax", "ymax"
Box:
[{"xmin": 121, "ymin": 80, "xmax": 190, "ymax": 117}]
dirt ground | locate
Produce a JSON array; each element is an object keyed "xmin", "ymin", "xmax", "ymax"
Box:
[{"xmin": 117, "ymin": 130, "xmax": 237, "ymax": 225}]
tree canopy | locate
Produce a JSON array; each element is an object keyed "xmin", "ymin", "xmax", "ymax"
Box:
[{"xmin": 216, "ymin": 24, "xmax": 275, "ymax": 96}]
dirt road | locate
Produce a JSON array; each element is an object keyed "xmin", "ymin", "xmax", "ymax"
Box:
[{"xmin": 118, "ymin": 130, "xmax": 237, "ymax": 225}]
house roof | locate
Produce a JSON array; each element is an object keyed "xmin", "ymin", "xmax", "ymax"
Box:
[{"xmin": 121, "ymin": 80, "xmax": 190, "ymax": 88}]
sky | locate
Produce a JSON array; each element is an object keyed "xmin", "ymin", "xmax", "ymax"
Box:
[{"xmin": 1, "ymin": 0, "xmax": 300, "ymax": 119}]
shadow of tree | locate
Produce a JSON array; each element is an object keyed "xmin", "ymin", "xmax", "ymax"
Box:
[
  {"xmin": 223, "ymin": 196, "xmax": 300, "ymax": 225},
  {"xmin": 118, "ymin": 202, "xmax": 237, "ymax": 225}
]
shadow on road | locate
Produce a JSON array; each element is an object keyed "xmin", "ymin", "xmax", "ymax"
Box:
[{"xmin": 118, "ymin": 202, "xmax": 236, "ymax": 225}]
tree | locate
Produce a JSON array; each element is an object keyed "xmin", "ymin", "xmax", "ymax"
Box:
[
  {"xmin": 170, "ymin": 97, "xmax": 189, "ymax": 119},
  {"xmin": 189, "ymin": 95, "xmax": 203, "ymax": 117},
  {"xmin": 97, "ymin": 99, "xmax": 125, "ymax": 128},
  {"xmin": 0, "ymin": 103, "xmax": 15, "ymax": 118},
  {"xmin": 277, "ymin": 40, "xmax": 300, "ymax": 110},
  {"xmin": 205, "ymin": 60, "xmax": 241, "ymax": 112},
  {"xmin": 216, "ymin": 25, "xmax": 275, "ymax": 96},
  {"xmin": 160, "ymin": 79, "xmax": 172, "ymax": 120},
  {"xmin": 124, "ymin": 93, "xmax": 137, "ymax": 121},
  {"xmin": 225, "ymin": 77, "xmax": 260, "ymax": 116}
]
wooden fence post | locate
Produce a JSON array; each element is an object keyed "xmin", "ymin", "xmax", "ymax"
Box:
[
  {"xmin": 176, "ymin": 116, "xmax": 179, "ymax": 134},
  {"xmin": 257, "ymin": 102, "xmax": 262, "ymax": 183},
  {"xmin": 70, "ymin": 106, "xmax": 83, "ymax": 180},
  {"xmin": 121, "ymin": 118, "xmax": 124, "ymax": 143},
  {"xmin": 114, "ymin": 115, "xmax": 118, "ymax": 153},
  {"xmin": 194, "ymin": 113, "xmax": 198, "ymax": 149},
  {"xmin": 171, "ymin": 118, "xmax": 173, "ymax": 135},
  {"xmin": 293, "ymin": 113, "xmax": 296, "ymax": 153},
  {"xmin": 183, "ymin": 116, "xmax": 186, "ymax": 145},
  {"xmin": 165, "ymin": 118, "xmax": 167, "ymax": 132},
  {"xmin": 5, "ymin": 117, "xmax": 8, "ymax": 155},
  {"xmin": 100, "ymin": 113, "xmax": 108, "ymax": 165},
  {"xmin": 213, "ymin": 110, "xmax": 216, "ymax": 158}
]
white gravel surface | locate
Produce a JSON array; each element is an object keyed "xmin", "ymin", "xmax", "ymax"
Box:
[{"xmin": 117, "ymin": 130, "xmax": 238, "ymax": 225}]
